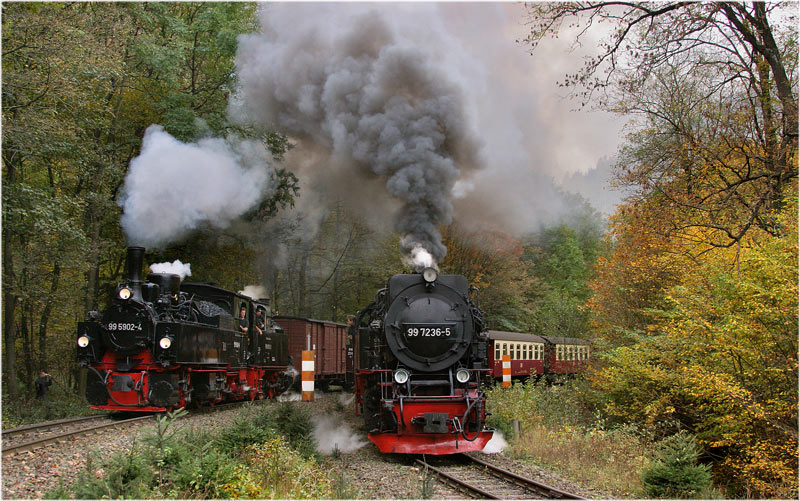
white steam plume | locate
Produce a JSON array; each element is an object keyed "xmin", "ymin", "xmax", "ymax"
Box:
[
  {"xmin": 481, "ymin": 430, "xmax": 508, "ymax": 454},
  {"xmin": 239, "ymin": 285, "xmax": 267, "ymax": 300},
  {"xmin": 119, "ymin": 125, "xmax": 275, "ymax": 248},
  {"xmin": 231, "ymin": 4, "xmax": 484, "ymax": 270},
  {"xmin": 312, "ymin": 415, "xmax": 367, "ymax": 455},
  {"xmin": 402, "ymin": 241, "xmax": 437, "ymax": 271},
  {"xmin": 149, "ymin": 260, "xmax": 192, "ymax": 280}
]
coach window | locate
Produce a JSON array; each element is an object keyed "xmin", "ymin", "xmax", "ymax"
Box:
[
  {"xmin": 569, "ymin": 346, "xmax": 575, "ymax": 361},
  {"xmin": 495, "ymin": 343, "xmax": 501, "ymax": 361},
  {"xmin": 503, "ymin": 343, "xmax": 508, "ymax": 357}
]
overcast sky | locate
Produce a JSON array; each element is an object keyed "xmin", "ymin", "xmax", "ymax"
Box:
[
  {"xmin": 441, "ymin": 2, "xmax": 625, "ymax": 180},
  {"xmin": 243, "ymin": 2, "xmax": 628, "ymax": 243}
]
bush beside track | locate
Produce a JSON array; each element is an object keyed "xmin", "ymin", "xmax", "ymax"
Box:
[
  {"xmin": 46, "ymin": 402, "xmax": 335, "ymax": 499},
  {"xmin": 485, "ymin": 378, "xmax": 715, "ymax": 499}
]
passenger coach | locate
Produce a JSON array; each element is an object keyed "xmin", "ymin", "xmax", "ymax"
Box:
[{"xmin": 487, "ymin": 330, "xmax": 590, "ymax": 380}]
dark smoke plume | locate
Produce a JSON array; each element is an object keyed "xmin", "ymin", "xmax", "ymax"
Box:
[{"xmin": 230, "ymin": 4, "xmax": 484, "ymax": 270}]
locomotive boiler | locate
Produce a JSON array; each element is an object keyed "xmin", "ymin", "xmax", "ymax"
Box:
[
  {"xmin": 76, "ymin": 246, "xmax": 292, "ymax": 411},
  {"xmin": 353, "ymin": 268, "xmax": 494, "ymax": 454}
]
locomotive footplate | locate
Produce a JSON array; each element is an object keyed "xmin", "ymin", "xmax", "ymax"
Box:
[{"xmin": 368, "ymin": 431, "xmax": 493, "ymax": 455}]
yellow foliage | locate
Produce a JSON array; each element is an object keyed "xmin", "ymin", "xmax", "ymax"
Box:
[{"xmin": 589, "ymin": 191, "xmax": 798, "ymax": 497}]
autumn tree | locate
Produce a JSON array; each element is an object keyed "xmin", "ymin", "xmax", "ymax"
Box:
[
  {"xmin": 526, "ymin": 2, "xmax": 798, "ymax": 495},
  {"xmin": 526, "ymin": 1, "xmax": 797, "ymax": 253}
]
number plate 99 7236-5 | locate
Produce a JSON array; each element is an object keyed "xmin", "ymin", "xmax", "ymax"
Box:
[{"xmin": 403, "ymin": 324, "xmax": 454, "ymax": 337}]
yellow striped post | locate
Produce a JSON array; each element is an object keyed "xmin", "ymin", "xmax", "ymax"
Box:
[
  {"xmin": 502, "ymin": 354, "xmax": 511, "ymax": 388},
  {"xmin": 301, "ymin": 350, "xmax": 315, "ymax": 401}
]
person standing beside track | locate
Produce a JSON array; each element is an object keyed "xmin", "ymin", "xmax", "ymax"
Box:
[{"xmin": 35, "ymin": 371, "xmax": 52, "ymax": 401}]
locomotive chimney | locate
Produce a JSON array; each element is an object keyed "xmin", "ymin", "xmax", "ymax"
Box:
[{"xmin": 126, "ymin": 246, "xmax": 145, "ymax": 283}]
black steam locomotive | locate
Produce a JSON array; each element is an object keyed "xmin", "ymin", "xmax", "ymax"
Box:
[
  {"xmin": 76, "ymin": 247, "xmax": 293, "ymax": 411},
  {"xmin": 353, "ymin": 268, "xmax": 494, "ymax": 454}
]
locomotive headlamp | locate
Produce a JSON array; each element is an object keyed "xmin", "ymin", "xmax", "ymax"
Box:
[
  {"xmin": 118, "ymin": 287, "xmax": 132, "ymax": 300},
  {"xmin": 159, "ymin": 337, "xmax": 172, "ymax": 350},
  {"xmin": 422, "ymin": 267, "xmax": 438, "ymax": 283},
  {"xmin": 456, "ymin": 369, "xmax": 470, "ymax": 383},
  {"xmin": 394, "ymin": 368, "xmax": 410, "ymax": 384},
  {"xmin": 77, "ymin": 336, "xmax": 90, "ymax": 348}
]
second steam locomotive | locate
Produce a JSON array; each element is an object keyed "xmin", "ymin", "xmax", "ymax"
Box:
[
  {"xmin": 76, "ymin": 247, "xmax": 293, "ymax": 411},
  {"xmin": 353, "ymin": 268, "xmax": 494, "ymax": 454}
]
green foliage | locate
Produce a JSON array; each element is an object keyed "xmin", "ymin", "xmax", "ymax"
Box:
[
  {"xmin": 642, "ymin": 433, "xmax": 712, "ymax": 499},
  {"xmin": 63, "ymin": 404, "xmax": 335, "ymax": 499},
  {"xmin": 485, "ymin": 377, "xmax": 593, "ymax": 432},
  {"xmin": 588, "ymin": 193, "xmax": 799, "ymax": 497},
  {"xmin": 271, "ymin": 401, "xmax": 318, "ymax": 458},
  {"xmin": 419, "ymin": 463, "xmax": 436, "ymax": 499},
  {"xmin": 486, "ymin": 379, "xmax": 655, "ymax": 497},
  {"xmin": 214, "ymin": 406, "xmax": 275, "ymax": 456},
  {"xmin": 1, "ymin": 1, "xmax": 301, "ymax": 401},
  {"xmin": 330, "ymin": 471, "xmax": 359, "ymax": 499},
  {"xmin": 2, "ymin": 381, "xmax": 96, "ymax": 429},
  {"xmin": 240, "ymin": 438, "xmax": 333, "ymax": 499}
]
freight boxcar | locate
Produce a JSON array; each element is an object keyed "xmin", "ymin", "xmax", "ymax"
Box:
[{"xmin": 273, "ymin": 316, "xmax": 351, "ymax": 390}]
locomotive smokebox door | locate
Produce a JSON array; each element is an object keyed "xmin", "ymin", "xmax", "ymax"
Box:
[{"xmin": 383, "ymin": 274, "xmax": 474, "ymax": 372}]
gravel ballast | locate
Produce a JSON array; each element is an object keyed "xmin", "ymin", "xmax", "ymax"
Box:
[{"xmin": 3, "ymin": 394, "xmax": 599, "ymax": 499}]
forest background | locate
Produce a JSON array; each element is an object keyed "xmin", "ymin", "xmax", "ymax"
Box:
[{"xmin": 2, "ymin": 2, "xmax": 797, "ymax": 497}]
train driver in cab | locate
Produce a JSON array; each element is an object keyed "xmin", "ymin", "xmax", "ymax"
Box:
[
  {"xmin": 254, "ymin": 307, "xmax": 265, "ymax": 337},
  {"xmin": 238, "ymin": 304, "xmax": 249, "ymax": 334}
]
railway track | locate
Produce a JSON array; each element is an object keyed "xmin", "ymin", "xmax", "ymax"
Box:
[
  {"xmin": 2, "ymin": 400, "xmax": 265, "ymax": 458},
  {"xmin": 2, "ymin": 414, "xmax": 153, "ymax": 458},
  {"xmin": 3, "ymin": 414, "xmax": 109, "ymax": 441},
  {"xmin": 417, "ymin": 454, "xmax": 584, "ymax": 499}
]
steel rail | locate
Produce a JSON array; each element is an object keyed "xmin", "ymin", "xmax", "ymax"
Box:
[
  {"xmin": 417, "ymin": 454, "xmax": 585, "ymax": 499},
  {"xmin": 466, "ymin": 454, "xmax": 584, "ymax": 499},
  {"xmin": 2, "ymin": 398, "xmax": 269, "ymax": 458},
  {"xmin": 2, "ymin": 415, "xmax": 154, "ymax": 457},
  {"xmin": 3, "ymin": 414, "xmax": 108, "ymax": 439},
  {"xmin": 415, "ymin": 458, "xmax": 499, "ymax": 499}
]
